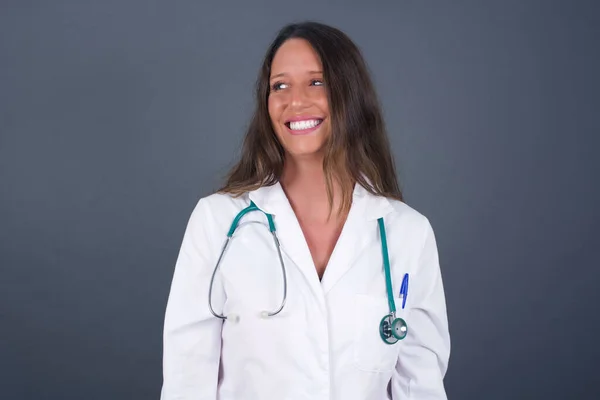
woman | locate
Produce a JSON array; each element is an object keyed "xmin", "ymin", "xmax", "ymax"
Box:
[{"xmin": 161, "ymin": 21, "xmax": 450, "ymax": 400}]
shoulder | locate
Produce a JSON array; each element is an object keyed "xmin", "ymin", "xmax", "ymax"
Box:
[
  {"xmin": 386, "ymin": 198, "xmax": 433, "ymax": 236},
  {"xmin": 185, "ymin": 191, "xmax": 251, "ymax": 235},
  {"xmin": 382, "ymin": 198, "xmax": 438, "ymax": 264},
  {"xmin": 192, "ymin": 190, "xmax": 250, "ymax": 216},
  {"xmin": 198, "ymin": 191, "xmax": 249, "ymax": 214}
]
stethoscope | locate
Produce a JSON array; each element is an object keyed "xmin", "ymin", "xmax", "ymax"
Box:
[{"xmin": 208, "ymin": 201, "xmax": 408, "ymax": 344}]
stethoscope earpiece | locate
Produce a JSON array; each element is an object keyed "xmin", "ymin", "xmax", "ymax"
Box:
[
  {"xmin": 227, "ymin": 314, "xmax": 241, "ymax": 324},
  {"xmin": 224, "ymin": 311, "xmax": 275, "ymax": 322}
]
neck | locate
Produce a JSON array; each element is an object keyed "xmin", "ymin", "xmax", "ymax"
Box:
[
  {"xmin": 280, "ymin": 155, "xmax": 328, "ymax": 198},
  {"xmin": 280, "ymin": 155, "xmax": 325, "ymax": 191},
  {"xmin": 280, "ymin": 155, "xmax": 339, "ymax": 223}
]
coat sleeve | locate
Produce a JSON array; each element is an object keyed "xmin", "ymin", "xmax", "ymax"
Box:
[
  {"xmin": 160, "ymin": 198, "xmax": 225, "ymax": 400},
  {"xmin": 390, "ymin": 218, "xmax": 451, "ymax": 399}
]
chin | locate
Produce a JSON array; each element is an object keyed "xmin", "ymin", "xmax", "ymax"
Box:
[
  {"xmin": 285, "ymin": 146, "xmax": 326, "ymax": 159},
  {"xmin": 280, "ymin": 137, "xmax": 323, "ymax": 156}
]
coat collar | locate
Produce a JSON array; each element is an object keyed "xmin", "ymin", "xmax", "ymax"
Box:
[{"xmin": 247, "ymin": 180, "xmax": 394, "ymax": 221}]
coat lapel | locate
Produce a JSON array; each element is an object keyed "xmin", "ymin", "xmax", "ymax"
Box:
[
  {"xmin": 320, "ymin": 184, "xmax": 394, "ymax": 294},
  {"xmin": 247, "ymin": 182, "xmax": 395, "ymax": 301},
  {"xmin": 248, "ymin": 183, "xmax": 326, "ymax": 310}
]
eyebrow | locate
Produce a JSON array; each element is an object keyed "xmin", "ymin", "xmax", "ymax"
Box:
[{"xmin": 270, "ymin": 70, "xmax": 323, "ymax": 80}]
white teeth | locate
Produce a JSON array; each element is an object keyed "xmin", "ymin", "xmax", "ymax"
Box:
[{"xmin": 289, "ymin": 119, "xmax": 321, "ymax": 130}]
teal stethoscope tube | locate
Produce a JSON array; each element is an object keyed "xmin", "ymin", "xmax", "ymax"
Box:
[
  {"xmin": 377, "ymin": 218, "xmax": 408, "ymax": 344},
  {"xmin": 208, "ymin": 201, "xmax": 287, "ymax": 320},
  {"xmin": 208, "ymin": 201, "xmax": 408, "ymax": 344}
]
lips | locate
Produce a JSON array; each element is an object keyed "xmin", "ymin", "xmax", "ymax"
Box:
[{"xmin": 284, "ymin": 117, "xmax": 324, "ymax": 135}]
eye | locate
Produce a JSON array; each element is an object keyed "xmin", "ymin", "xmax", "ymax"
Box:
[
  {"xmin": 271, "ymin": 81, "xmax": 288, "ymax": 91},
  {"xmin": 311, "ymin": 79, "xmax": 324, "ymax": 86}
]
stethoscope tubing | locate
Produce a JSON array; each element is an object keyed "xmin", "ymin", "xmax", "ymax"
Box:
[
  {"xmin": 208, "ymin": 203, "xmax": 288, "ymax": 320},
  {"xmin": 378, "ymin": 218, "xmax": 397, "ymax": 318},
  {"xmin": 207, "ymin": 201, "xmax": 405, "ymax": 344}
]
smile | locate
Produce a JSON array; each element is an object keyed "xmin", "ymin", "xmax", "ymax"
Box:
[{"xmin": 284, "ymin": 118, "xmax": 324, "ymax": 135}]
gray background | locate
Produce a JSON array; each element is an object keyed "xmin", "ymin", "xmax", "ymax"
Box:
[{"xmin": 1, "ymin": 0, "xmax": 598, "ymax": 399}]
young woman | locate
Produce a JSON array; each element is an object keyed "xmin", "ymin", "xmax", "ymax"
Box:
[{"xmin": 161, "ymin": 21, "xmax": 450, "ymax": 400}]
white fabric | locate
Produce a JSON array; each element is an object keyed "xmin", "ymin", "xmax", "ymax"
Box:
[{"xmin": 161, "ymin": 182, "xmax": 450, "ymax": 400}]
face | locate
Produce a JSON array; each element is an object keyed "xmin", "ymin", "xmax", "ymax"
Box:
[{"xmin": 268, "ymin": 38, "xmax": 331, "ymax": 160}]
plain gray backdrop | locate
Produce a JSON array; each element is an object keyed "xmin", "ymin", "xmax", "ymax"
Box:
[{"xmin": 1, "ymin": 0, "xmax": 599, "ymax": 399}]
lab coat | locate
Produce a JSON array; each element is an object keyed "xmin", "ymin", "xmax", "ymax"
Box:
[{"xmin": 161, "ymin": 182, "xmax": 450, "ymax": 400}]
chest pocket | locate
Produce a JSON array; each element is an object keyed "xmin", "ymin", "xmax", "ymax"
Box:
[{"xmin": 353, "ymin": 294, "xmax": 405, "ymax": 372}]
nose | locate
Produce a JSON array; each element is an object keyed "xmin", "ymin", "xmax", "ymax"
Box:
[{"xmin": 289, "ymin": 85, "xmax": 309, "ymax": 109}]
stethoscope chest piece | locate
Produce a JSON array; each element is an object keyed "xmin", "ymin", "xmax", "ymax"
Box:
[{"xmin": 379, "ymin": 314, "xmax": 408, "ymax": 345}]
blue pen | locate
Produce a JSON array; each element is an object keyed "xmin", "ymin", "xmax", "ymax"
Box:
[{"xmin": 399, "ymin": 273, "xmax": 409, "ymax": 309}]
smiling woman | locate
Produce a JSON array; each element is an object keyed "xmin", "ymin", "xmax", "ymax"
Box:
[{"xmin": 161, "ymin": 21, "xmax": 450, "ymax": 400}]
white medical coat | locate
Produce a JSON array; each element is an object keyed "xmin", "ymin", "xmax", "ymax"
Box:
[{"xmin": 161, "ymin": 182, "xmax": 450, "ymax": 400}]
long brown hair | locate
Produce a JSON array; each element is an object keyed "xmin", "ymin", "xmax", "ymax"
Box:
[{"xmin": 218, "ymin": 21, "xmax": 403, "ymax": 215}]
